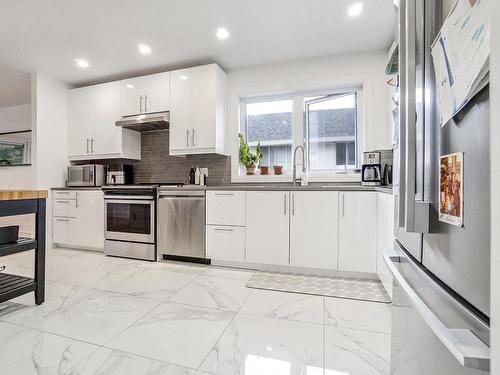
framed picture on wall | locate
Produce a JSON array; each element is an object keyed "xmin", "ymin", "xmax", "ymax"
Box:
[{"xmin": 439, "ymin": 152, "xmax": 464, "ymax": 227}]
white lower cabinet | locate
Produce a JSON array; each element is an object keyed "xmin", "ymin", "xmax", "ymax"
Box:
[
  {"xmin": 205, "ymin": 189, "xmax": 391, "ymax": 276},
  {"xmin": 52, "ymin": 190, "xmax": 104, "ymax": 250},
  {"xmin": 245, "ymin": 191, "xmax": 290, "ymax": 266},
  {"xmin": 338, "ymin": 191, "xmax": 378, "ymax": 273},
  {"xmin": 206, "ymin": 226, "xmax": 245, "ymax": 262},
  {"xmin": 377, "ymin": 192, "xmax": 395, "ymax": 296},
  {"xmin": 290, "ymin": 191, "xmax": 339, "ymax": 270}
]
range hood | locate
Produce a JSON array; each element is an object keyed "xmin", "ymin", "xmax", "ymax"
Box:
[{"xmin": 115, "ymin": 112, "xmax": 169, "ymax": 132}]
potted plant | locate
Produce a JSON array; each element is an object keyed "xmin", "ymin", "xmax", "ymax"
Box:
[
  {"xmin": 239, "ymin": 134, "xmax": 263, "ymax": 175},
  {"xmin": 273, "ymin": 165, "xmax": 284, "ymax": 175},
  {"xmin": 260, "ymin": 166, "xmax": 269, "ymax": 175}
]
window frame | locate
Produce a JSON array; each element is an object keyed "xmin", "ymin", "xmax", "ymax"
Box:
[{"xmin": 234, "ymin": 86, "xmax": 364, "ymax": 183}]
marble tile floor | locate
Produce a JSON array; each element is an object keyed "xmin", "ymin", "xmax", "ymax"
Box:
[{"xmin": 0, "ymin": 248, "xmax": 392, "ymax": 375}]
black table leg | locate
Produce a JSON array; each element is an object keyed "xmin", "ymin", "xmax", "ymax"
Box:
[{"xmin": 35, "ymin": 198, "xmax": 46, "ymax": 305}]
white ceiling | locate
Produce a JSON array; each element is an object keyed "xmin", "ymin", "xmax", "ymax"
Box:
[
  {"xmin": 0, "ymin": 0, "xmax": 395, "ymax": 87},
  {"xmin": 0, "ymin": 62, "xmax": 31, "ymax": 108}
]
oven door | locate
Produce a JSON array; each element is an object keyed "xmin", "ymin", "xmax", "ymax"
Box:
[{"xmin": 104, "ymin": 196, "xmax": 155, "ymax": 244}]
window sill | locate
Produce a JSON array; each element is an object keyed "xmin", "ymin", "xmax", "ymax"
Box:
[{"xmin": 230, "ymin": 172, "xmax": 361, "ymax": 184}]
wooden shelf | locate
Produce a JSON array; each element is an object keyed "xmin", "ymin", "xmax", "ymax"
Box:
[
  {"xmin": 0, "ymin": 238, "xmax": 37, "ymax": 258},
  {"xmin": 0, "ymin": 273, "xmax": 36, "ymax": 303}
]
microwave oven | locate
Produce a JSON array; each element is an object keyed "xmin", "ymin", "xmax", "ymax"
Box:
[{"xmin": 67, "ymin": 164, "xmax": 105, "ymax": 187}]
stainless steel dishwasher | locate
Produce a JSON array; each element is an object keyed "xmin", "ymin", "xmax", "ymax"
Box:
[{"xmin": 157, "ymin": 189, "xmax": 207, "ymax": 262}]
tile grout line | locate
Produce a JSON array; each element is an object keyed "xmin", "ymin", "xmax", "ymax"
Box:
[{"xmin": 194, "ymin": 285, "xmax": 254, "ymax": 371}]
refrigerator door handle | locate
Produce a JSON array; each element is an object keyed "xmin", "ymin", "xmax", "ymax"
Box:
[
  {"xmin": 383, "ymin": 253, "xmax": 490, "ymax": 372},
  {"xmin": 404, "ymin": 0, "xmax": 430, "ymax": 233},
  {"xmin": 397, "ymin": 0, "xmax": 407, "ymax": 229}
]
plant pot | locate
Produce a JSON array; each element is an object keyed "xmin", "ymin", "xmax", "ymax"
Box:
[
  {"xmin": 260, "ymin": 166, "xmax": 269, "ymax": 175},
  {"xmin": 246, "ymin": 166, "xmax": 257, "ymax": 175},
  {"xmin": 273, "ymin": 165, "xmax": 284, "ymax": 175}
]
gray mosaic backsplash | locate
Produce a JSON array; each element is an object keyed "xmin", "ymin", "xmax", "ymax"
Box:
[{"xmin": 130, "ymin": 130, "xmax": 232, "ymax": 185}]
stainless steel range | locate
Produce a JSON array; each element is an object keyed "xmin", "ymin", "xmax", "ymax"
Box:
[{"xmin": 102, "ymin": 184, "xmax": 158, "ymax": 261}]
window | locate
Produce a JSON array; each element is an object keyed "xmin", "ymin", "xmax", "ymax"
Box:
[
  {"xmin": 238, "ymin": 87, "xmax": 362, "ymax": 180},
  {"xmin": 242, "ymin": 98, "xmax": 293, "ymax": 172},
  {"xmin": 305, "ymin": 93, "xmax": 358, "ymax": 170}
]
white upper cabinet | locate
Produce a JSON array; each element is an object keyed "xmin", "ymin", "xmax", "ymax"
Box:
[
  {"xmin": 169, "ymin": 64, "xmax": 227, "ymax": 156},
  {"xmin": 68, "ymin": 83, "xmax": 141, "ymax": 161},
  {"xmin": 121, "ymin": 72, "xmax": 170, "ymax": 116},
  {"xmin": 169, "ymin": 68, "xmax": 192, "ymax": 151},
  {"xmin": 121, "ymin": 76, "xmax": 148, "ymax": 117},
  {"xmin": 91, "ymin": 82, "xmax": 122, "ymax": 155},
  {"xmin": 338, "ymin": 191, "xmax": 378, "ymax": 273},
  {"xmin": 290, "ymin": 191, "xmax": 339, "ymax": 270},
  {"xmin": 68, "ymin": 87, "xmax": 92, "ymax": 158},
  {"xmin": 245, "ymin": 191, "xmax": 290, "ymax": 266}
]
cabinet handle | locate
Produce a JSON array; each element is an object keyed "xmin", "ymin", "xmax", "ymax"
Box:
[
  {"xmin": 186, "ymin": 129, "xmax": 190, "ymax": 147},
  {"xmin": 214, "ymin": 228, "xmax": 234, "ymax": 232},
  {"xmin": 75, "ymin": 192, "xmax": 79, "ymax": 208},
  {"xmin": 140, "ymin": 95, "xmax": 144, "ymax": 112},
  {"xmin": 56, "ymin": 218, "xmax": 69, "ymax": 222},
  {"xmin": 86, "ymin": 138, "xmax": 90, "ymax": 154},
  {"xmin": 341, "ymin": 194, "xmax": 345, "ymax": 217},
  {"xmin": 284, "ymin": 193, "xmax": 287, "ymax": 216},
  {"xmin": 91, "ymin": 138, "xmax": 94, "ymax": 153},
  {"xmin": 292, "ymin": 193, "xmax": 295, "ymax": 216},
  {"xmin": 191, "ymin": 129, "xmax": 195, "ymax": 147},
  {"xmin": 145, "ymin": 94, "xmax": 149, "ymax": 112},
  {"xmin": 56, "ymin": 200, "xmax": 70, "ymax": 203},
  {"xmin": 214, "ymin": 193, "xmax": 234, "ymax": 196},
  {"xmin": 56, "ymin": 192, "xmax": 70, "ymax": 195}
]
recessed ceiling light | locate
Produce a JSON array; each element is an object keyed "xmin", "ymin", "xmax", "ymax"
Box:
[
  {"xmin": 216, "ymin": 27, "xmax": 229, "ymax": 40},
  {"xmin": 347, "ymin": 1, "xmax": 364, "ymax": 17},
  {"xmin": 138, "ymin": 43, "xmax": 152, "ymax": 55},
  {"xmin": 126, "ymin": 84, "xmax": 134, "ymax": 89},
  {"xmin": 179, "ymin": 75, "xmax": 188, "ymax": 80},
  {"xmin": 74, "ymin": 58, "xmax": 89, "ymax": 68}
]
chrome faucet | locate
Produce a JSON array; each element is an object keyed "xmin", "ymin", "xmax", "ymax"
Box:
[{"xmin": 292, "ymin": 145, "xmax": 306, "ymax": 186}]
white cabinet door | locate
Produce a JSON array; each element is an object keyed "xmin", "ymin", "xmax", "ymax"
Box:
[
  {"xmin": 91, "ymin": 82, "xmax": 122, "ymax": 155},
  {"xmin": 53, "ymin": 217, "xmax": 78, "ymax": 245},
  {"xmin": 78, "ymin": 190, "xmax": 104, "ymax": 250},
  {"xmin": 52, "ymin": 190, "xmax": 104, "ymax": 250},
  {"xmin": 206, "ymin": 191, "xmax": 245, "ymax": 226},
  {"xmin": 191, "ymin": 65, "xmax": 215, "ymax": 150},
  {"xmin": 338, "ymin": 192, "xmax": 378, "ymax": 273},
  {"xmin": 68, "ymin": 87, "xmax": 92, "ymax": 157},
  {"xmin": 170, "ymin": 69, "xmax": 192, "ymax": 152},
  {"xmin": 246, "ymin": 191, "xmax": 290, "ymax": 266},
  {"xmin": 121, "ymin": 76, "xmax": 148, "ymax": 116},
  {"xmin": 377, "ymin": 193, "xmax": 394, "ymax": 296},
  {"xmin": 290, "ymin": 191, "xmax": 339, "ymax": 270},
  {"xmin": 207, "ymin": 226, "xmax": 245, "ymax": 262},
  {"xmin": 146, "ymin": 72, "xmax": 170, "ymax": 113}
]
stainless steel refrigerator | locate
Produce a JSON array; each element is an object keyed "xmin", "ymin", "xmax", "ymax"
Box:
[{"xmin": 388, "ymin": 0, "xmax": 491, "ymax": 373}]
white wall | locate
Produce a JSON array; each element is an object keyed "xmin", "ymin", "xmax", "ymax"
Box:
[
  {"xmin": 226, "ymin": 50, "xmax": 393, "ymax": 180},
  {"xmin": 0, "ymin": 103, "xmax": 34, "ymax": 188},
  {"xmin": 491, "ymin": 0, "xmax": 499, "ymax": 373},
  {"xmin": 31, "ymin": 73, "xmax": 69, "ymax": 245}
]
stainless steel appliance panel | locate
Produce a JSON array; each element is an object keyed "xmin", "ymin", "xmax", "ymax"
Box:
[
  {"xmin": 422, "ymin": 88, "xmax": 491, "ymax": 317},
  {"xmin": 158, "ymin": 192, "xmax": 205, "ymax": 259},
  {"xmin": 67, "ymin": 164, "xmax": 105, "ymax": 187},
  {"xmin": 387, "ymin": 247, "xmax": 490, "ymax": 374},
  {"xmin": 104, "ymin": 240, "xmax": 156, "ymax": 261},
  {"xmin": 104, "ymin": 197, "xmax": 155, "ymax": 244}
]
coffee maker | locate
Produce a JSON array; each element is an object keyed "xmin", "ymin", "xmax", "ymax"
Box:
[{"xmin": 361, "ymin": 152, "xmax": 382, "ymax": 186}]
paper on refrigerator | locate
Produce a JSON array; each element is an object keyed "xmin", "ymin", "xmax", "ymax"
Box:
[{"xmin": 431, "ymin": 0, "xmax": 490, "ymax": 126}]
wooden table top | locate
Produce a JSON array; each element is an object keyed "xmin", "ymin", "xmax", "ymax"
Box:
[{"xmin": 0, "ymin": 190, "xmax": 48, "ymax": 201}]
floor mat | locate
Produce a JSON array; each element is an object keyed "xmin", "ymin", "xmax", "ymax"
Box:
[{"xmin": 246, "ymin": 272, "xmax": 391, "ymax": 303}]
